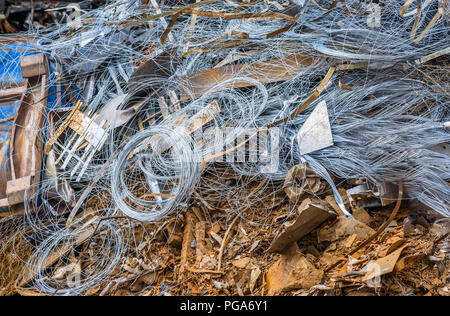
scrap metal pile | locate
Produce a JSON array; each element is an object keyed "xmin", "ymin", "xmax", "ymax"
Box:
[{"xmin": 0, "ymin": 0, "xmax": 449, "ymax": 296}]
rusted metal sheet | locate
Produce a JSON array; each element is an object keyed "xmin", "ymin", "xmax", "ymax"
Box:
[
  {"xmin": 20, "ymin": 53, "xmax": 48, "ymax": 78},
  {"xmin": 268, "ymin": 198, "xmax": 335, "ymax": 253},
  {"xmin": 297, "ymin": 100, "xmax": 334, "ymax": 155},
  {"xmin": 180, "ymin": 53, "xmax": 317, "ymax": 100}
]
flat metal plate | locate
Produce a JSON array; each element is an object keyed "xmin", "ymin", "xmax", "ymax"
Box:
[{"xmin": 297, "ymin": 100, "xmax": 334, "ymax": 155}]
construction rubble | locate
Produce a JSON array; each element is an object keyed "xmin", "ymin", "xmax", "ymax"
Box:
[{"xmin": 0, "ymin": 0, "xmax": 449, "ymax": 296}]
